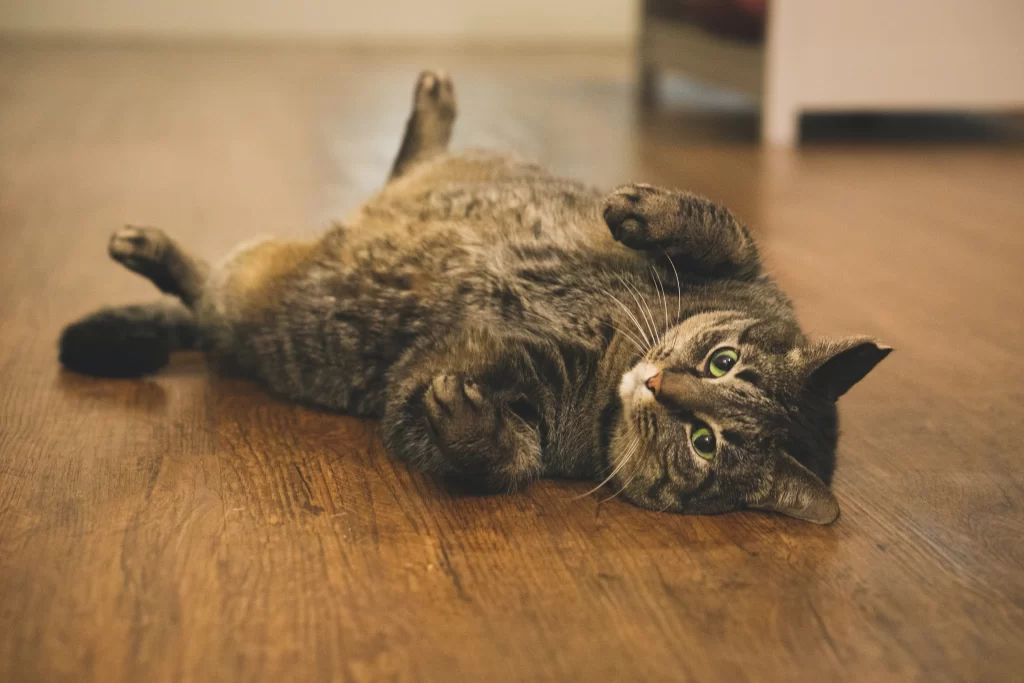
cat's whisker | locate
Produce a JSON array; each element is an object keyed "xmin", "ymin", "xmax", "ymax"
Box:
[
  {"xmin": 647, "ymin": 263, "xmax": 670, "ymax": 335},
  {"xmin": 656, "ymin": 493, "xmax": 679, "ymax": 513},
  {"xmin": 571, "ymin": 436, "xmax": 641, "ymax": 500},
  {"xmin": 603, "ymin": 292, "xmax": 651, "ymax": 350},
  {"xmin": 602, "ymin": 443, "xmax": 647, "ymax": 504},
  {"xmin": 602, "ymin": 321, "xmax": 646, "ymax": 354},
  {"xmin": 599, "ymin": 272, "xmax": 655, "ymax": 350},
  {"xmin": 571, "ymin": 437, "xmax": 641, "ymax": 501},
  {"xmin": 631, "ymin": 276, "xmax": 661, "ymax": 343},
  {"xmin": 637, "ymin": 278, "xmax": 662, "ymax": 344},
  {"xmin": 599, "ymin": 285, "xmax": 652, "ymax": 351},
  {"xmin": 604, "ymin": 411, "xmax": 662, "ymax": 504},
  {"xmin": 660, "ymin": 248, "xmax": 682, "ymax": 323},
  {"xmin": 616, "ymin": 275, "xmax": 659, "ymax": 345}
]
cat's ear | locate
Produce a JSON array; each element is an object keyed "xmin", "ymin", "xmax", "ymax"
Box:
[
  {"xmin": 749, "ymin": 451, "xmax": 840, "ymax": 524},
  {"xmin": 803, "ymin": 336, "xmax": 892, "ymax": 401}
]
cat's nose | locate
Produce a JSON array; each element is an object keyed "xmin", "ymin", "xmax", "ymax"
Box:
[
  {"xmin": 645, "ymin": 371, "xmax": 663, "ymax": 395},
  {"xmin": 653, "ymin": 371, "xmax": 718, "ymax": 413}
]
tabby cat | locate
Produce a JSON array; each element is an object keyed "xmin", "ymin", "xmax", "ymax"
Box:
[{"xmin": 59, "ymin": 70, "xmax": 891, "ymax": 524}]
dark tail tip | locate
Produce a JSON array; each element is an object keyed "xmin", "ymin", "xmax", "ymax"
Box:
[{"xmin": 59, "ymin": 306, "xmax": 177, "ymax": 378}]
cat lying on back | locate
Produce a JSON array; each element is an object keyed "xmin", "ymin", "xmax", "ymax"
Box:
[{"xmin": 60, "ymin": 70, "xmax": 891, "ymax": 524}]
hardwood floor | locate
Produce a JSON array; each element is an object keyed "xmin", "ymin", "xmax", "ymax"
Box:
[{"xmin": 1, "ymin": 43, "xmax": 1023, "ymax": 683}]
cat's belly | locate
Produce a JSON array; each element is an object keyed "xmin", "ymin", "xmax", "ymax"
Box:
[{"xmin": 195, "ymin": 161, "xmax": 643, "ymax": 413}]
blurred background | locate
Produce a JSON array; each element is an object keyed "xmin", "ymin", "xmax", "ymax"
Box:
[
  {"xmin": 3, "ymin": 0, "xmax": 638, "ymax": 43},
  {"xmin": 2, "ymin": 0, "xmax": 1022, "ymax": 149}
]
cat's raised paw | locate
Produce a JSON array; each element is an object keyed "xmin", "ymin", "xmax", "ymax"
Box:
[
  {"xmin": 602, "ymin": 183, "xmax": 661, "ymax": 247},
  {"xmin": 603, "ymin": 183, "xmax": 744, "ymax": 258}
]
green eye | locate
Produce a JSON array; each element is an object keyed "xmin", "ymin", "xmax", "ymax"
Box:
[
  {"xmin": 708, "ymin": 348, "xmax": 739, "ymax": 377},
  {"xmin": 690, "ymin": 425, "xmax": 717, "ymax": 459}
]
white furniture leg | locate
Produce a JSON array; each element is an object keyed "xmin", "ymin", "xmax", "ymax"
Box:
[
  {"xmin": 762, "ymin": 0, "xmax": 800, "ymax": 147},
  {"xmin": 763, "ymin": 99, "xmax": 799, "ymax": 147}
]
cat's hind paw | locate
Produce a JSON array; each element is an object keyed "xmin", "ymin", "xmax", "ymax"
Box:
[
  {"xmin": 108, "ymin": 225, "xmax": 187, "ymax": 296},
  {"xmin": 109, "ymin": 225, "xmax": 169, "ymax": 271},
  {"xmin": 413, "ymin": 69, "xmax": 456, "ymax": 121}
]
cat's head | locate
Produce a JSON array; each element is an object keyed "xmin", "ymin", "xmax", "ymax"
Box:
[{"xmin": 611, "ymin": 311, "xmax": 891, "ymax": 524}]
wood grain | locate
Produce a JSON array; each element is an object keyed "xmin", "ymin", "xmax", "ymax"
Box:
[{"xmin": 1, "ymin": 43, "xmax": 1023, "ymax": 683}]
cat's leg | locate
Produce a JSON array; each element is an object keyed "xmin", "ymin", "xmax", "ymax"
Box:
[
  {"xmin": 382, "ymin": 332, "xmax": 550, "ymax": 493},
  {"xmin": 388, "ymin": 69, "xmax": 457, "ymax": 180},
  {"xmin": 108, "ymin": 225, "xmax": 209, "ymax": 307},
  {"xmin": 603, "ymin": 183, "xmax": 761, "ymax": 280}
]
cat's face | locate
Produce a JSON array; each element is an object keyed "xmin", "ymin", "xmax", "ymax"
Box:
[{"xmin": 612, "ymin": 311, "xmax": 890, "ymax": 523}]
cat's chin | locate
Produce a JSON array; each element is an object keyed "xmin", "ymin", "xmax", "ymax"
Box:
[{"xmin": 618, "ymin": 362, "xmax": 660, "ymax": 415}]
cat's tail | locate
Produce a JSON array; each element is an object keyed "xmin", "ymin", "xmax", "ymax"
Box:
[{"xmin": 58, "ymin": 301, "xmax": 200, "ymax": 378}]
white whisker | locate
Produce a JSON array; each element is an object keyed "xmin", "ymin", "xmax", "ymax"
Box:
[
  {"xmin": 600, "ymin": 285, "xmax": 652, "ymax": 350},
  {"xmin": 603, "ymin": 448, "xmax": 647, "ymax": 503},
  {"xmin": 572, "ymin": 436, "xmax": 641, "ymax": 500},
  {"xmin": 656, "ymin": 496, "xmax": 677, "ymax": 513},
  {"xmin": 602, "ymin": 321, "xmax": 646, "ymax": 354},
  {"xmin": 631, "ymin": 276, "xmax": 661, "ymax": 343},
  {"xmin": 647, "ymin": 263, "xmax": 670, "ymax": 335},
  {"xmin": 637, "ymin": 279, "xmax": 662, "ymax": 343},
  {"xmin": 661, "ymin": 248, "xmax": 682, "ymax": 323},
  {"xmin": 617, "ymin": 275, "xmax": 659, "ymax": 345}
]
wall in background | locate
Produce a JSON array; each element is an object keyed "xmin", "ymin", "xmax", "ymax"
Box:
[{"xmin": 0, "ymin": 0, "xmax": 637, "ymax": 44}]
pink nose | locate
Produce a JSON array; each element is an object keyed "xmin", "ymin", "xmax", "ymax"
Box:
[{"xmin": 645, "ymin": 371, "xmax": 663, "ymax": 395}]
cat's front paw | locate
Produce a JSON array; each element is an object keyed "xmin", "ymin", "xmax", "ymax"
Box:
[
  {"xmin": 603, "ymin": 183, "xmax": 662, "ymax": 247},
  {"xmin": 423, "ymin": 373, "xmax": 494, "ymax": 447},
  {"xmin": 418, "ymin": 371, "xmax": 542, "ymax": 492},
  {"xmin": 603, "ymin": 183, "xmax": 740, "ymax": 254}
]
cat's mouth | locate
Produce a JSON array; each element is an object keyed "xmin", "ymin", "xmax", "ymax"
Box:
[{"xmin": 618, "ymin": 362, "xmax": 660, "ymax": 412}]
